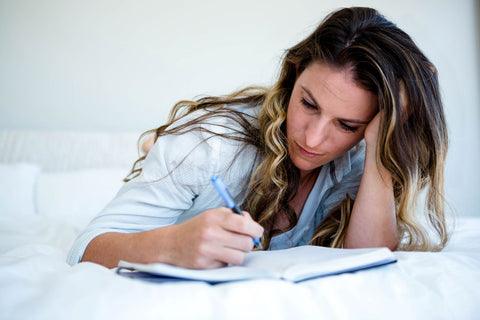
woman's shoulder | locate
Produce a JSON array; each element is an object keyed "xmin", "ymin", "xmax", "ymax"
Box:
[{"xmin": 139, "ymin": 103, "xmax": 261, "ymax": 183}]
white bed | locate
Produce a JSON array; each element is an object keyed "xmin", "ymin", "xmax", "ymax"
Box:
[{"xmin": 1, "ymin": 130, "xmax": 479, "ymax": 320}]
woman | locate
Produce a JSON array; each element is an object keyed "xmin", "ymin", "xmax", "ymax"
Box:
[{"xmin": 68, "ymin": 7, "xmax": 449, "ymax": 269}]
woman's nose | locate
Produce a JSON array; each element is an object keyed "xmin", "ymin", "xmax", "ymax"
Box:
[{"xmin": 304, "ymin": 119, "xmax": 329, "ymax": 148}]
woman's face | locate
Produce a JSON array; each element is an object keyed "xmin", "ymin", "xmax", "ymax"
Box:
[{"xmin": 286, "ymin": 61, "xmax": 378, "ymax": 176}]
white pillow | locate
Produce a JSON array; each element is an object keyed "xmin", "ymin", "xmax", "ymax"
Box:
[
  {"xmin": 0, "ymin": 163, "xmax": 40, "ymax": 216},
  {"xmin": 36, "ymin": 168, "xmax": 128, "ymax": 230}
]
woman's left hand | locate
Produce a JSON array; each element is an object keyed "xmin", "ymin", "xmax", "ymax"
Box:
[{"xmin": 364, "ymin": 111, "xmax": 382, "ymax": 148}]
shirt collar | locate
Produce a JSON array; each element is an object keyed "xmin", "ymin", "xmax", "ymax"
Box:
[{"xmin": 332, "ymin": 140, "xmax": 365, "ymax": 184}]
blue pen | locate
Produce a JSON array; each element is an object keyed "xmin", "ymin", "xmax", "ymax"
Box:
[{"xmin": 211, "ymin": 175, "xmax": 263, "ymax": 249}]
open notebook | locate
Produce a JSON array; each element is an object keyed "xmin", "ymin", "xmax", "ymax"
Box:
[{"xmin": 117, "ymin": 245, "xmax": 396, "ymax": 283}]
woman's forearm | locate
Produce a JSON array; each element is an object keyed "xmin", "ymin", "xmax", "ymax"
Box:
[
  {"xmin": 344, "ymin": 143, "xmax": 398, "ymax": 250},
  {"xmin": 81, "ymin": 227, "xmax": 176, "ymax": 269}
]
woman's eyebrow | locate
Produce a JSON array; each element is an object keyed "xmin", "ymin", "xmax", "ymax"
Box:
[
  {"xmin": 302, "ymin": 86, "xmax": 320, "ymax": 107},
  {"xmin": 302, "ymin": 86, "xmax": 370, "ymax": 125},
  {"xmin": 340, "ymin": 118, "xmax": 370, "ymax": 125}
]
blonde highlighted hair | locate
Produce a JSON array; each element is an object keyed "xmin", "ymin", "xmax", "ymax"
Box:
[{"xmin": 127, "ymin": 7, "xmax": 450, "ymax": 251}]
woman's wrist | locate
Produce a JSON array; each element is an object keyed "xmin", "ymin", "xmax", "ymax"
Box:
[{"xmin": 364, "ymin": 141, "xmax": 392, "ymax": 189}]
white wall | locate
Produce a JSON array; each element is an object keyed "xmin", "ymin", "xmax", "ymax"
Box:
[{"xmin": 1, "ymin": 0, "xmax": 479, "ymax": 217}]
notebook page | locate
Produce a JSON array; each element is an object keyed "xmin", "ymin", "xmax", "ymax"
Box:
[{"xmin": 243, "ymin": 245, "xmax": 395, "ymax": 281}]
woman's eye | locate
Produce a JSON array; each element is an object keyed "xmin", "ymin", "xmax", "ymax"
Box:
[
  {"xmin": 340, "ymin": 122, "xmax": 358, "ymax": 132},
  {"xmin": 301, "ymin": 98, "xmax": 317, "ymax": 110}
]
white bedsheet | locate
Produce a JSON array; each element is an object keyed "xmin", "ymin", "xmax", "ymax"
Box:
[{"xmin": 1, "ymin": 214, "xmax": 479, "ymax": 320}]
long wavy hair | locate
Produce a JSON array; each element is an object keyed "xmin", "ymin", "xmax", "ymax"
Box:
[{"xmin": 127, "ymin": 7, "xmax": 449, "ymax": 251}]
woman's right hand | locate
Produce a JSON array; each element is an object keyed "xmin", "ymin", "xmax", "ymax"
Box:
[{"xmin": 135, "ymin": 208, "xmax": 264, "ymax": 269}]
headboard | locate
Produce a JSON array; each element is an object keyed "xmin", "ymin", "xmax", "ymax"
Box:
[{"xmin": 0, "ymin": 130, "xmax": 142, "ymax": 172}]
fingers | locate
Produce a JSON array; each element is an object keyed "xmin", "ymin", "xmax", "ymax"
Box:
[
  {"xmin": 188, "ymin": 232, "xmax": 250, "ymax": 268},
  {"xmin": 201, "ymin": 208, "xmax": 263, "ymax": 251},
  {"xmin": 219, "ymin": 228, "xmax": 256, "ymax": 252},
  {"xmin": 364, "ymin": 111, "xmax": 382, "ymax": 147},
  {"xmin": 184, "ymin": 208, "xmax": 264, "ymax": 268},
  {"xmin": 220, "ymin": 209, "xmax": 264, "ymax": 239},
  {"xmin": 196, "ymin": 244, "xmax": 247, "ymax": 267}
]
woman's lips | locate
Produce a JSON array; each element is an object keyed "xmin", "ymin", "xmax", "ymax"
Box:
[{"xmin": 296, "ymin": 143, "xmax": 324, "ymax": 158}]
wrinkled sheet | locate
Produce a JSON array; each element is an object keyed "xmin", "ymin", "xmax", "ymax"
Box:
[{"xmin": 1, "ymin": 215, "xmax": 479, "ymax": 320}]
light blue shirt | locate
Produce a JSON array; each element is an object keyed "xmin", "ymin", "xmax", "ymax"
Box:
[{"xmin": 67, "ymin": 104, "xmax": 365, "ymax": 265}]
